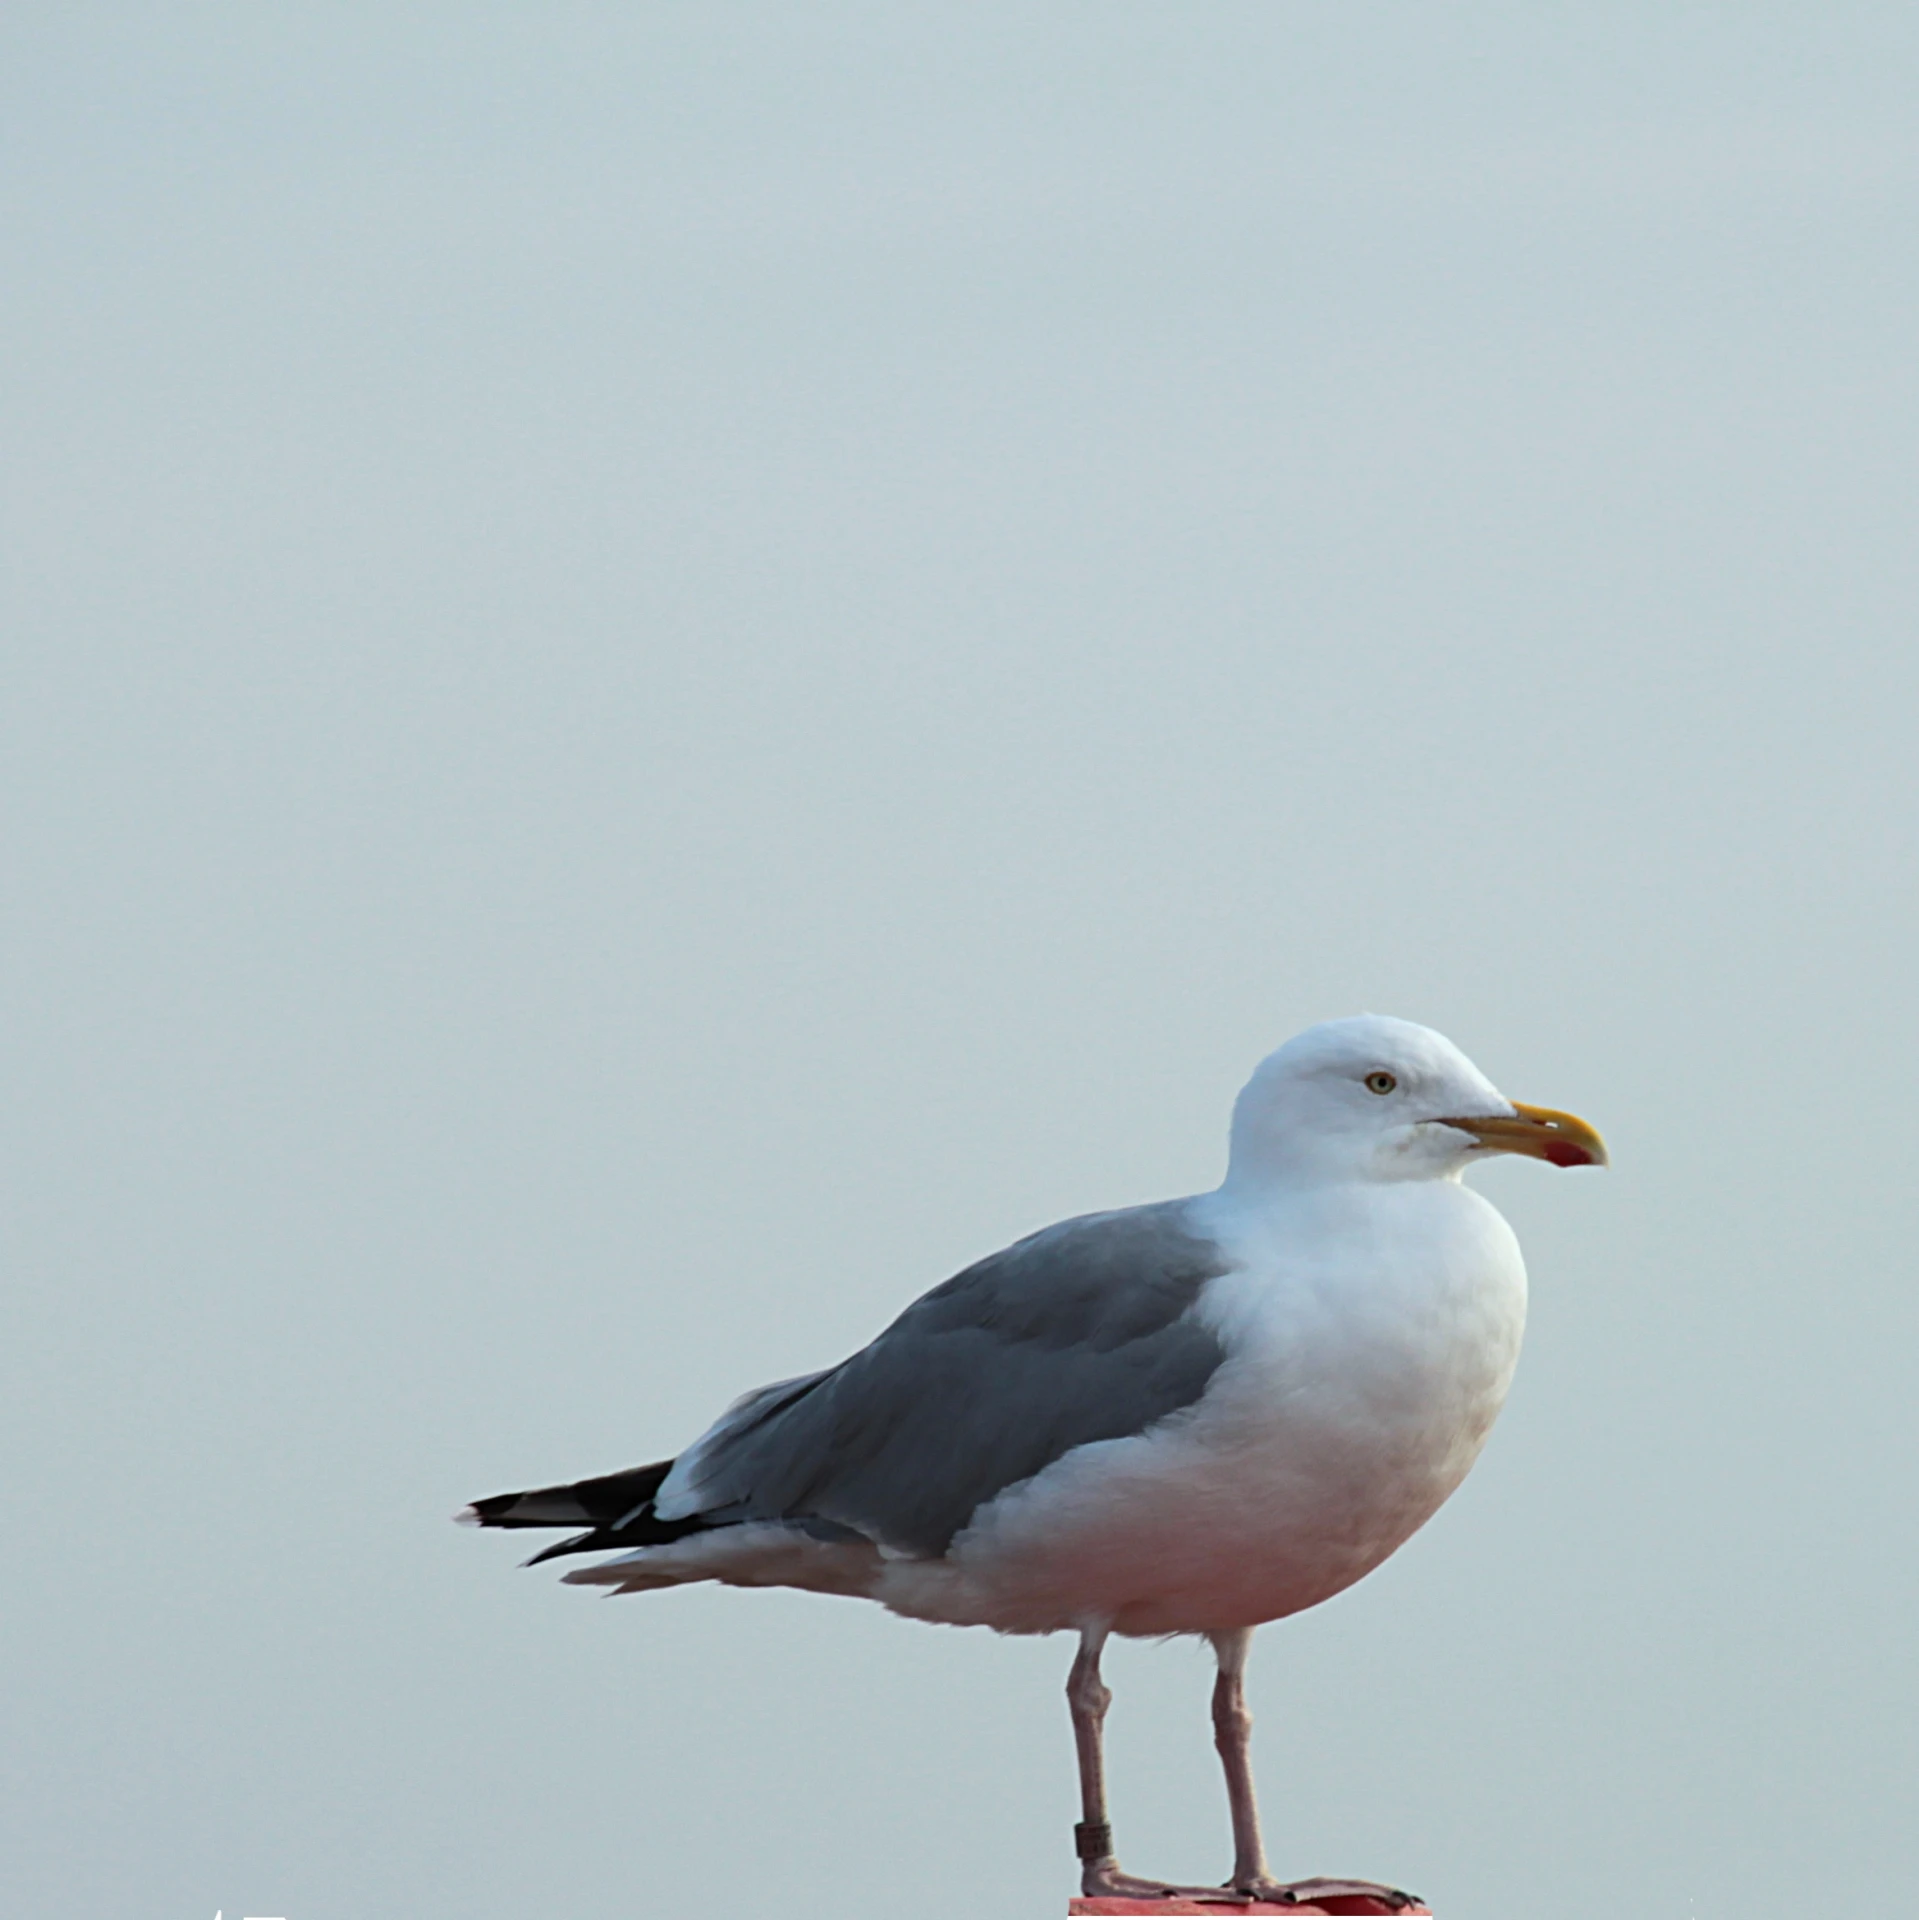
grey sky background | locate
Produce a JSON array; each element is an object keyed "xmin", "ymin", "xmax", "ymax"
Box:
[{"xmin": 4, "ymin": 8, "xmax": 1916, "ymax": 1918}]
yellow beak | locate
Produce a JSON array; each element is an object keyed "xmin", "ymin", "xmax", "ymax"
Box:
[{"xmin": 1436, "ymin": 1101, "xmax": 1609, "ymax": 1169}]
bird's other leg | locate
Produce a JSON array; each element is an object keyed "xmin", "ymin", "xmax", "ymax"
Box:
[
  {"xmin": 1210, "ymin": 1628, "xmax": 1271, "ymax": 1892},
  {"xmin": 1207, "ymin": 1628, "xmax": 1427, "ymax": 1915}
]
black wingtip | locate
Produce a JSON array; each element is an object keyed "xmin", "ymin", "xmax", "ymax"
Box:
[
  {"xmin": 459, "ymin": 1458, "xmax": 700, "ymax": 1561},
  {"xmin": 524, "ymin": 1530, "xmax": 600, "ymax": 1568},
  {"xmin": 460, "ymin": 1491, "xmax": 536, "ymax": 1529}
]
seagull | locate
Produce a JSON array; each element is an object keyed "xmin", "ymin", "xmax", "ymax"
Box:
[{"xmin": 460, "ymin": 1015, "xmax": 1604, "ymax": 1914}]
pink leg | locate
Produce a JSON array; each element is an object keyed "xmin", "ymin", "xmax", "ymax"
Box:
[
  {"xmin": 1211, "ymin": 1629, "xmax": 1272, "ymax": 1889},
  {"xmin": 1206, "ymin": 1629, "xmax": 1424, "ymax": 1913}
]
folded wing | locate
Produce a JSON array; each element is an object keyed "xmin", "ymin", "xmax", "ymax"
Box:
[{"xmin": 463, "ymin": 1199, "xmax": 1232, "ymax": 1571}]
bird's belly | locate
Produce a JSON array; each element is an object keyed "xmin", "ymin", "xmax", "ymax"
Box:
[{"xmin": 879, "ymin": 1258, "xmax": 1523, "ymax": 1637}]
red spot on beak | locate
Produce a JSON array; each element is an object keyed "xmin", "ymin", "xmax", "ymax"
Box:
[{"xmin": 1543, "ymin": 1140, "xmax": 1595, "ymax": 1168}]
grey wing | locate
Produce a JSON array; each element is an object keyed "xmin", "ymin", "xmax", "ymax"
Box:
[{"xmin": 654, "ymin": 1198, "xmax": 1232, "ymax": 1557}]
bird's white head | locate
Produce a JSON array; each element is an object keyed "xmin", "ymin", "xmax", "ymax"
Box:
[{"xmin": 1221, "ymin": 1014, "xmax": 1607, "ymax": 1193}]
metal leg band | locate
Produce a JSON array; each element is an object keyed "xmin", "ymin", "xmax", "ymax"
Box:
[{"xmin": 1074, "ymin": 1820, "xmax": 1113, "ymax": 1861}]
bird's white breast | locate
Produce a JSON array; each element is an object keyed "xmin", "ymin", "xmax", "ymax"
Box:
[{"xmin": 878, "ymin": 1179, "xmax": 1527, "ymax": 1637}]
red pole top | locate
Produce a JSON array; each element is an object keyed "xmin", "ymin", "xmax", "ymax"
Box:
[{"xmin": 1071, "ymin": 1900, "xmax": 1431, "ymax": 1917}]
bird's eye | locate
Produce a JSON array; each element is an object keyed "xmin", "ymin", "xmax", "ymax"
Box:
[{"xmin": 1364, "ymin": 1071, "xmax": 1398, "ymax": 1095}]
